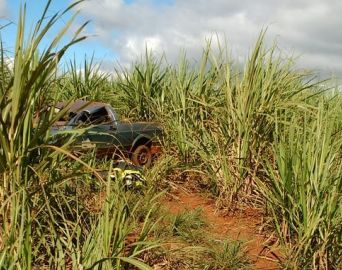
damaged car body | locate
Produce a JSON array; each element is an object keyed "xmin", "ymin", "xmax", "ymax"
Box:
[{"xmin": 51, "ymin": 100, "xmax": 163, "ymax": 166}]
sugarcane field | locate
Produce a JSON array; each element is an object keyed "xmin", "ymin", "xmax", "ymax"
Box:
[{"xmin": 0, "ymin": 1, "xmax": 341, "ymax": 269}]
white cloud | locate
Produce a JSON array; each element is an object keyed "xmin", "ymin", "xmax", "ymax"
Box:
[
  {"xmin": 0, "ymin": 0, "xmax": 8, "ymax": 18},
  {"xmin": 77, "ymin": 0, "xmax": 342, "ymax": 77}
]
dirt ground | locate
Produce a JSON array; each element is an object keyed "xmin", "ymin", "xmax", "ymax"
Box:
[{"xmin": 162, "ymin": 188, "xmax": 281, "ymax": 270}]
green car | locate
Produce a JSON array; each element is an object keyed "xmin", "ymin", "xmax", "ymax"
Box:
[{"xmin": 51, "ymin": 100, "xmax": 163, "ymax": 166}]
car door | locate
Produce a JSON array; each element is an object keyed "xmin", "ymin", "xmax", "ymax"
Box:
[{"xmin": 83, "ymin": 107, "xmax": 119, "ymax": 151}]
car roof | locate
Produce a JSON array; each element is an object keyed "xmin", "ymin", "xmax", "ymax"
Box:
[{"xmin": 55, "ymin": 100, "xmax": 108, "ymax": 114}]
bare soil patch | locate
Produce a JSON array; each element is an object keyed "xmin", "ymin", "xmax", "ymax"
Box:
[{"xmin": 162, "ymin": 188, "xmax": 281, "ymax": 270}]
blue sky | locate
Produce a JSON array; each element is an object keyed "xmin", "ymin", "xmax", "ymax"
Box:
[
  {"xmin": 0, "ymin": 1, "xmax": 119, "ymax": 66},
  {"xmin": 0, "ymin": 0, "xmax": 342, "ymax": 78}
]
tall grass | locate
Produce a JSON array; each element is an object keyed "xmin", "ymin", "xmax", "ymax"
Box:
[
  {"xmin": 0, "ymin": 1, "xmax": 340, "ymax": 268},
  {"xmin": 0, "ymin": 2, "xmax": 157, "ymax": 269},
  {"xmin": 259, "ymin": 99, "xmax": 341, "ymax": 269},
  {"xmin": 59, "ymin": 55, "xmax": 114, "ymax": 102},
  {"xmin": 112, "ymin": 34, "xmax": 341, "ymax": 268},
  {"xmin": 205, "ymin": 35, "xmax": 320, "ymax": 206},
  {"xmin": 116, "ymin": 34, "xmax": 321, "ymax": 205},
  {"xmin": 116, "ymin": 51, "xmax": 168, "ymax": 120},
  {"xmin": 0, "ymin": 2, "xmax": 86, "ymax": 267}
]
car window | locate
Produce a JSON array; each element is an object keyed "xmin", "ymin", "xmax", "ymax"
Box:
[
  {"xmin": 75, "ymin": 107, "xmax": 111, "ymax": 126},
  {"xmin": 76, "ymin": 111, "xmax": 90, "ymax": 124},
  {"xmin": 89, "ymin": 107, "xmax": 112, "ymax": 124}
]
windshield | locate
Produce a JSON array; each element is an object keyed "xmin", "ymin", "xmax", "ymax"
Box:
[{"xmin": 68, "ymin": 106, "xmax": 113, "ymax": 126}]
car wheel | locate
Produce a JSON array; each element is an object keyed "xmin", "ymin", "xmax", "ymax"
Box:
[{"xmin": 132, "ymin": 145, "xmax": 152, "ymax": 167}]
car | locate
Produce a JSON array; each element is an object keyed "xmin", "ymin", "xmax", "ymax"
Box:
[{"xmin": 51, "ymin": 100, "xmax": 163, "ymax": 167}]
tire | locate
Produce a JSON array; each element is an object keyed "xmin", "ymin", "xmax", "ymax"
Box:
[{"xmin": 131, "ymin": 145, "xmax": 152, "ymax": 167}]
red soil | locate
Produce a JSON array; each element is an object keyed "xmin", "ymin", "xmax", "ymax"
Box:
[{"xmin": 162, "ymin": 189, "xmax": 281, "ymax": 270}]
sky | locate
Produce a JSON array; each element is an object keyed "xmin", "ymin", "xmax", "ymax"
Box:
[{"xmin": 0, "ymin": 0, "xmax": 341, "ymax": 79}]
